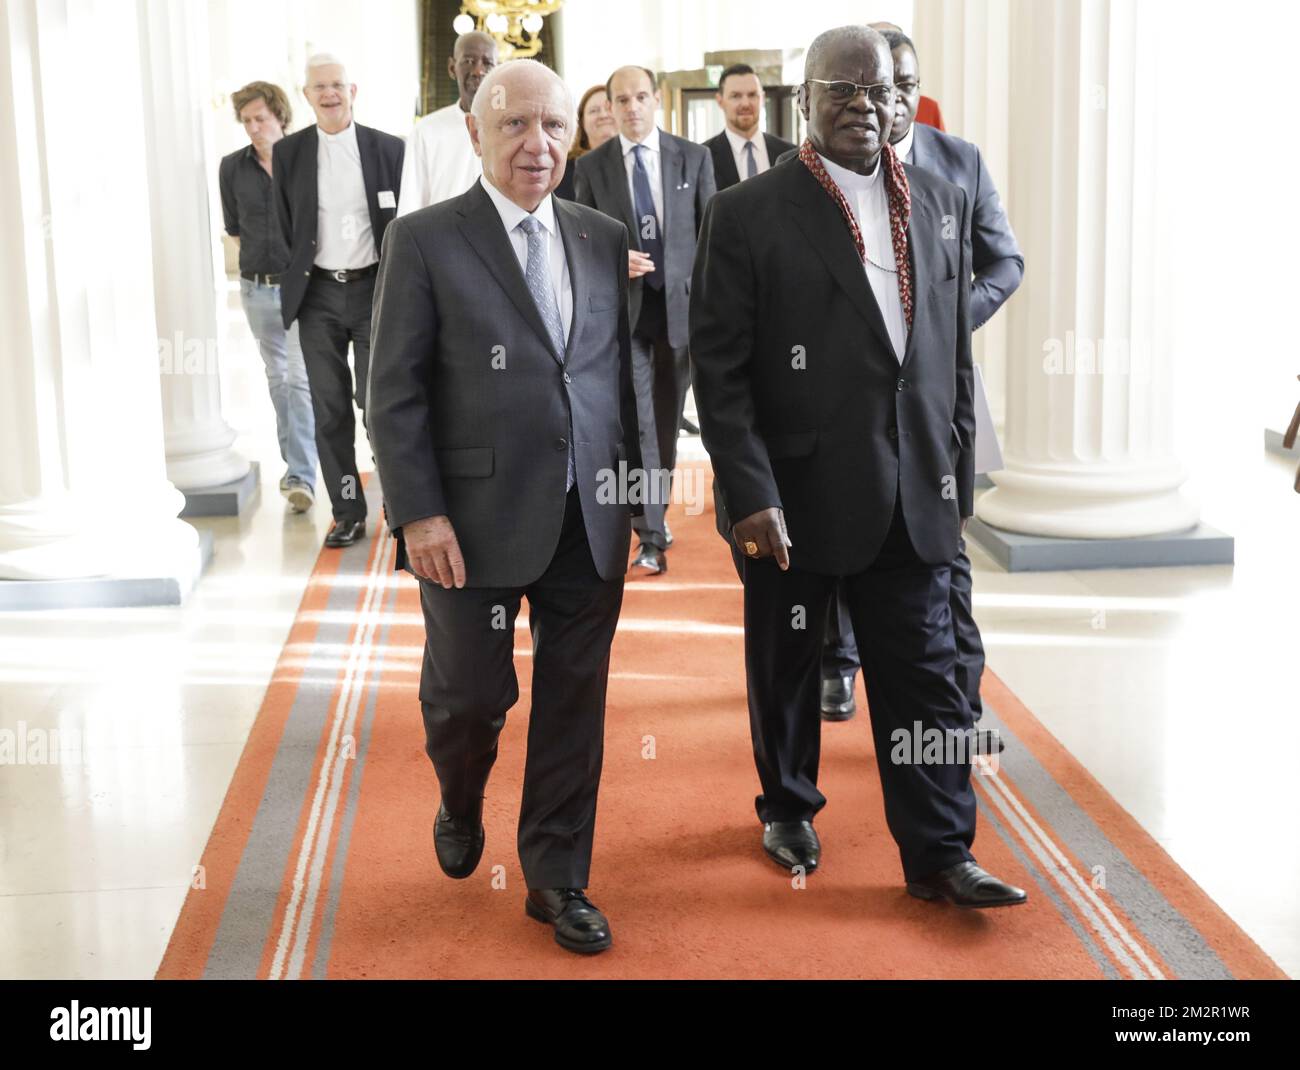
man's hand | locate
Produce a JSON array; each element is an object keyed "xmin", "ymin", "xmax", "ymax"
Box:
[
  {"xmin": 403, "ymin": 514, "xmax": 466, "ymax": 589},
  {"xmin": 733, "ymin": 507, "xmax": 791, "ymax": 571},
  {"xmin": 628, "ymin": 249, "xmax": 656, "ymax": 279}
]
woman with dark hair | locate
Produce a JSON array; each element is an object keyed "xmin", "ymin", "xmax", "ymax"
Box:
[{"xmin": 555, "ymin": 84, "xmax": 616, "ymax": 200}]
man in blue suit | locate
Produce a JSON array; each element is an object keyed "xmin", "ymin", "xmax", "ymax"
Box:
[{"xmin": 818, "ymin": 29, "xmax": 1024, "ymax": 742}]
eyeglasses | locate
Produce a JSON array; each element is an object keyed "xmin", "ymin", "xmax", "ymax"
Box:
[
  {"xmin": 307, "ymin": 82, "xmax": 348, "ymax": 94},
  {"xmin": 894, "ymin": 80, "xmax": 922, "ymax": 94},
  {"xmin": 806, "ymin": 78, "xmax": 896, "ymax": 106}
]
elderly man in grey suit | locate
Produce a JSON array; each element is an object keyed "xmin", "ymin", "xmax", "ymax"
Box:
[
  {"xmin": 367, "ymin": 60, "xmax": 642, "ymax": 956},
  {"xmin": 575, "ymin": 65, "xmax": 716, "ymax": 575}
]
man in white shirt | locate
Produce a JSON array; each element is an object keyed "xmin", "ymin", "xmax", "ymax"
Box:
[
  {"xmin": 368, "ymin": 59, "xmax": 641, "ymax": 956},
  {"xmin": 702, "ymin": 63, "xmax": 795, "ymax": 191},
  {"xmin": 273, "ymin": 53, "xmax": 404, "ymax": 547},
  {"xmin": 396, "ymin": 31, "xmax": 497, "ymax": 216},
  {"xmin": 574, "ymin": 65, "xmax": 716, "ymax": 574}
]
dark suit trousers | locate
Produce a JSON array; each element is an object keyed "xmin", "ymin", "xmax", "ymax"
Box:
[
  {"xmin": 415, "ymin": 489, "xmax": 624, "ymax": 889},
  {"xmin": 630, "ymin": 286, "xmax": 689, "ymax": 550},
  {"xmin": 822, "ymin": 538, "xmax": 987, "ymax": 720},
  {"xmin": 739, "ymin": 496, "xmax": 977, "ymax": 881},
  {"xmin": 296, "ymin": 274, "xmax": 374, "ymax": 522}
]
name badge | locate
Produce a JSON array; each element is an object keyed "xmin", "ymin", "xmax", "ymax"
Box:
[{"xmin": 378, "ymin": 190, "xmax": 396, "ymax": 209}]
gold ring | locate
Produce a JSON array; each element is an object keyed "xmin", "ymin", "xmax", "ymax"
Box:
[{"xmin": 743, "ymin": 540, "xmax": 759, "ymax": 556}]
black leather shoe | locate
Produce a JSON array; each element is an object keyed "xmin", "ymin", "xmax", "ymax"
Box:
[
  {"xmin": 525, "ymin": 888, "xmax": 612, "ymax": 954},
  {"xmin": 433, "ymin": 802, "xmax": 484, "ymax": 879},
  {"xmin": 820, "ymin": 675, "xmax": 856, "ymax": 721},
  {"xmin": 664, "ymin": 522, "xmax": 674, "ymax": 548},
  {"xmin": 762, "ymin": 820, "xmax": 821, "ymax": 873},
  {"xmin": 631, "ymin": 544, "xmax": 666, "ymax": 574},
  {"xmin": 972, "ymin": 728, "xmax": 1005, "ymax": 755},
  {"xmin": 907, "ymin": 861, "xmax": 1027, "ymax": 908},
  {"xmin": 324, "ymin": 518, "xmax": 366, "ymax": 548}
]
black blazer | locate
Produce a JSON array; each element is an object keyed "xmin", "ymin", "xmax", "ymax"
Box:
[
  {"xmin": 908, "ymin": 124, "xmax": 1022, "ymax": 329},
  {"xmin": 367, "ymin": 182, "xmax": 643, "ymax": 587},
  {"xmin": 272, "ymin": 122, "xmax": 405, "ymax": 328},
  {"xmin": 690, "ymin": 156, "xmax": 975, "ymax": 574},
  {"xmin": 573, "ymin": 131, "xmax": 716, "ymax": 350},
  {"xmin": 704, "ymin": 130, "xmax": 796, "ymax": 191}
]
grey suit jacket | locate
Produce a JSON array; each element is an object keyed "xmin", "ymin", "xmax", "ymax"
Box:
[
  {"xmin": 908, "ymin": 124, "xmax": 1022, "ymax": 329},
  {"xmin": 367, "ymin": 180, "xmax": 643, "ymax": 587},
  {"xmin": 572, "ymin": 130, "xmax": 716, "ymax": 349}
]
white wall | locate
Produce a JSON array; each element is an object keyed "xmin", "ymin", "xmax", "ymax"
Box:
[
  {"xmin": 207, "ymin": 0, "xmax": 421, "ymax": 160},
  {"xmin": 558, "ymin": 0, "xmax": 915, "ymax": 95}
]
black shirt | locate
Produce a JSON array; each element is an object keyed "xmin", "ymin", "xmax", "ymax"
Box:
[{"xmin": 218, "ymin": 144, "xmax": 290, "ymax": 275}]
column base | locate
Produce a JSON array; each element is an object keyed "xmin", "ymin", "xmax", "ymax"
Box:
[
  {"xmin": 178, "ymin": 461, "xmax": 261, "ymax": 518},
  {"xmin": 1265, "ymin": 427, "xmax": 1298, "ymax": 458},
  {"xmin": 966, "ymin": 517, "xmax": 1234, "ymax": 573},
  {"xmin": 0, "ymin": 529, "xmax": 213, "ymax": 609}
]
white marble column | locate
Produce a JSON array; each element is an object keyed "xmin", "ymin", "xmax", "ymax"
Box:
[
  {"xmin": 138, "ymin": 0, "xmax": 250, "ymax": 492},
  {"xmin": 971, "ymin": 0, "xmax": 1198, "ymax": 539},
  {"xmin": 913, "ymin": 0, "xmax": 1014, "ymax": 431},
  {"xmin": 0, "ymin": 0, "xmax": 200, "ymax": 584}
]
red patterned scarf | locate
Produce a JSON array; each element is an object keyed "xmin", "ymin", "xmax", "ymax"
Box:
[{"xmin": 798, "ymin": 138, "xmax": 913, "ymax": 328}]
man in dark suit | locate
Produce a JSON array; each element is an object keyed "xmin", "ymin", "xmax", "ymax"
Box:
[
  {"xmin": 575, "ymin": 65, "xmax": 716, "ymax": 575},
  {"xmin": 818, "ymin": 29, "xmax": 1024, "ymax": 736},
  {"xmin": 367, "ymin": 60, "xmax": 642, "ymax": 954},
  {"xmin": 274, "ymin": 53, "xmax": 404, "ymax": 548},
  {"xmin": 703, "ymin": 63, "xmax": 796, "ymax": 191},
  {"xmin": 691, "ymin": 25, "xmax": 1026, "ymax": 908}
]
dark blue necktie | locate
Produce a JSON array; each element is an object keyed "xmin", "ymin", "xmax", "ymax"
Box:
[
  {"xmin": 744, "ymin": 139, "xmax": 758, "ymax": 179},
  {"xmin": 631, "ymin": 144, "xmax": 664, "ymax": 291}
]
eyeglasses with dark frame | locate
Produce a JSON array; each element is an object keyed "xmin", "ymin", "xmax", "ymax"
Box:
[{"xmin": 805, "ymin": 78, "xmax": 896, "ymax": 107}]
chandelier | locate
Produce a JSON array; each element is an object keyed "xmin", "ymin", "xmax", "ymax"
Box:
[{"xmin": 452, "ymin": 1, "xmax": 563, "ymax": 60}]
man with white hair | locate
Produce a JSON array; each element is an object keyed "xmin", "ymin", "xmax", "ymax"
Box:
[
  {"xmin": 369, "ymin": 59, "xmax": 642, "ymax": 955},
  {"xmin": 396, "ymin": 31, "xmax": 497, "ymax": 215},
  {"xmin": 273, "ymin": 53, "xmax": 405, "ymax": 548}
]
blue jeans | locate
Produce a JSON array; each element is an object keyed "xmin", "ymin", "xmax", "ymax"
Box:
[{"xmin": 239, "ymin": 277, "xmax": 317, "ymax": 487}]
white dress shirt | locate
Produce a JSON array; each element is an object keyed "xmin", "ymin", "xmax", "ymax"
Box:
[
  {"xmin": 397, "ymin": 103, "xmax": 483, "ymax": 216},
  {"xmin": 894, "ymin": 122, "xmax": 916, "ymax": 164},
  {"xmin": 314, "ymin": 121, "xmax": 378, "ymax": 269},
  {"xmin": 619, "ymin": 127, "xmax": 663, "ymax": 228},
  {"xmin": 818, "ymin": 151, "xmax": 909, "ymax": 362},
  {"xmin": 478, "ymin": 177, "xmax": 572, "ymax": 345},
  {"xmin": 724, "ymin": 126, "xmax": 771, "ymax": 179}
]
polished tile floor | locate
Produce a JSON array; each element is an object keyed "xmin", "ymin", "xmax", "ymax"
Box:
[{"xmin": 0, "ymin": 288, "xmax": 1295, "ymax": 978}]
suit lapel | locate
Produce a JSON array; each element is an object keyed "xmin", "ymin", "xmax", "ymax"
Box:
[
  {"xmin": 783, "ymin": 163, "xmax": 896, "ymax": 360},
  {"xmin": 554, "ymin": 199, "xmax": 587, "ymax": 362},
  {"xmin": 900, "ymin": 168, "xmax": 932, "ymax": 369},
  {"xmin": 301, "ymin": 125, "xmax": 319, "ymax": 235},
  {"xmin": 356, "ymin": 123, "xmax": 380, "ymax": 240},
  {"xmin": 907, "ymin": 124, "xmax": 929, "ymax": 171},
  {"xmin": 599, "ymin": 139, "xmax": 639, "ymax": 246},
  {"xmin": 456, "ymin": 183, "xmax": 564, "ymax": 365},
  {"xmin": 713, "ymin": 138, "xmax": 739, "ymax": 189},
  {"xmin": 763, "ymin": 133, "xmax": 788, "ymax": 168},
  {"xmin": 659, "ymin": 130, "xmax": 679, "ymax": 241}
]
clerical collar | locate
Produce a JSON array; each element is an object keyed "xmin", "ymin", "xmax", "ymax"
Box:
[
  {"xmin": 893, "ymin": 123, "xmax": 916, "ymax": 163},
  {"xmin": 318, "ymin": 121, "xmax": 356, "ymax": 144},
  {"xmin": 817, "ymin": 149, "xmax": 882, "ymax": 192}
]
